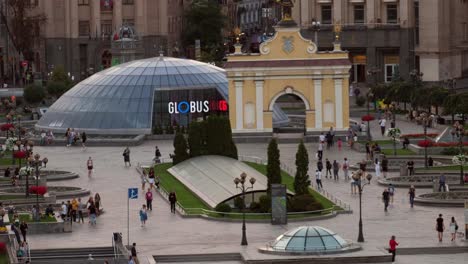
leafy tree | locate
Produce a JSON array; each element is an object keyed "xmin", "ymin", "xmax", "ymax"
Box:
[
  {"xmin": 47, "ymin": 66, "xmax": 72, "ymax": 97},
  {"xmin": 23, "ymin": 84, "xmax": 45, "ymax": 104},
  {"xmin": 294, "ymin": 140, "xmax": 310, "ymax": 195},
  {"xmin": 2, "ymin": 0, "xmax": 47, "ymax": 61},
  {"xmin": 188, "ymin": 122, "xmax": 204, "ymax": 157},
  {"xmin": 427, "ymin": 86, "xmax": 449, "ymax": 115},
  {"xmin": 182, "ymin": 0, "xmax": 226, "ymax": 63},
  {"xmin": 205, "ymin": 116, "xmax": 238, "ymax": 159},
  {"xmin": 172, "ymin": 132, "xmax": 189, "ymax": 165},
  {"xmin": 46, "ymin": 81, "xmax": 69, "ymax": 97},
  {"xmin": 266, "ymin": 138, "xmax": 281, "ymax": 193},
  {"xmin": 50, "ymin": 65, "xmax": 72, "ymax": 86},
  {"xmin": 443, "ymin": 92, "xmax": 468, "ymax": 123}
]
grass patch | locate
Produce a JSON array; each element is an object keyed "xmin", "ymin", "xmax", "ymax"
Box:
[
  {"xmin": 0, "ymin": 254, "xmax": 9, "ymax": 264},
  {"xmin": 244, "ymin": 162, "xmax": 335, "ymax": 210},
  {"xmin": 0, "ymin": 195, "xmax": 27, "ymax": 200},
  {"xmin": 381, "ymin": 148, "xmax": 416, "ymax": 155},
  {"xmin": 358, "ymin": 140, "xmax": 396, "ymax": 145},
  {"xmin": 154, "ymin": 163, "xmax": 209, "ymax": 210},
  {"xmin": 8, "ymin": 213, "xmax": 57, "ymax": 223}
]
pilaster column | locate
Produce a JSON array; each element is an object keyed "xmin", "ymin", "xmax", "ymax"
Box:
[
  {"xmin": 91, "ymin": 0, "xmax": 101, "ymax": 37},
  {"xmin": 366, "ymin": 0, "xmax": 376, "ymax": 27},
  {"xmin": 314, "ymin": 78, "xmax": 323, "ymax": 129},
  {"xmin": 332, "ymin": 0, "xmax": 343, "ymax": 23},
  {"xmin": 114, "ymin": 0, "xmax": 123, "ymax": 32},
  {"xmin": 255, "ymin": 80, "xmax": 264, "ymax": 130},
  {"xmin": 334, "ymin": 78, "xmax": 344, "ymax": 128},
  {"xmin": 235, "ymin": 81, "xmax": 244, "ymax": 130}
]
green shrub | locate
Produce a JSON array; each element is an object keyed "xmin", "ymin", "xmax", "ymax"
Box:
[
  {"xmin": 234, "ymin": 196, "xmax": 245, "ymax": 209},
  {"xmin": 172, "ymin": 132, "xmax": 189, "ymax": 165},
  {"xmin": 249, "ymin": 201, "xmax": 260, "ymax": 211},
  {"xmin": 215, "ymin": 203, "xmax": 231, "ymax": 216},
  {"xmin": 258, "ymin": 195, "xmax": 271, "ymax": 213},
  {"xmin": 267, "ymin": 139, "xmax": 281, "ymax": 193},
  {"xmin": 441, "ymin": 147, "xmax": 460, "ymax": 155},
  {"xmin": 166, "ymin": 125, "xmax": 174, "ymax": 134},
  {"xmin": 47, "ymin": 81, "xmax": 71, "ymax": 97},
  {"xmin": 23, "ymin": 84, "xmax": 45, "ymax": 104},
  {"xmin": 289, "ymin": 194, "xmax": 323, "ymax": 212},
  {"xmin": 355, "ymin": 96, "xmax": 366, "ymax": 107}
]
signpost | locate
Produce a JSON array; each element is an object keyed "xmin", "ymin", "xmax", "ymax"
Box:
[
  {"xmin": 271, "ymin": 184, "xmax": 287, "ymax": 225},
  {"xmin": 127, "ymin": 188, "xmax": 138, "ymax": 247}
]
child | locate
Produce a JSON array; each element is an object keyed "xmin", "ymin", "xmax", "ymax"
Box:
[
  {"xmin": 139, "ymin": 205, "xmax": 148, "ymax": 227},
  {"xmin": 337, "ymin": 138, "xmax": 342, "ymax": 150}
]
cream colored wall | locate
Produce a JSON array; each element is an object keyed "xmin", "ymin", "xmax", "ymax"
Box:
[{"xmin": 228, "ymin": 80, "xmax": 237, "ymax": 129}]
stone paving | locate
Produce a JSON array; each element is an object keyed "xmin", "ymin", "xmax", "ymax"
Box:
[{"xmin": 26, "ymin": 117, "xmax": 467, "ymax": 263}]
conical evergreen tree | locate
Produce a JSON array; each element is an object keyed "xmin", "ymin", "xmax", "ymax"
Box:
[
  {"xmin": 188, "ymin": 122, "xmax": 203, "ymax": 157},
  {"xmin": 267, "ymin": 138, "xmax": 281, "ymax": 193},
  {"xmin": 294, "ymin": 140, "xmax": 310, "ymax": 195},
  {"xmin": 173, "ymin": 132, "xmax": 189, "ymax": 165}
]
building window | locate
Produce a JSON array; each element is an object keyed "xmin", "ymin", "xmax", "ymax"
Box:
[
  {"xmin": 101, "ymin": 20, "xmax": 113, "ymax": 37},
  {"xmin": 386, "ymin": 4, "xmax": 398, "ymax": 24},
  {"xmin": 123, "ymin": 0, "xmax": 134, "ymax": 5},
  {"xmin": 101, "ymin": 0, "xmax": 114, "ymax": 11},
  {"xmin": 414, "ymin": 1, "xmax": 419, "ymax": 44},
  {"xmin": 321, "ymin": 5, "xmax": 332, "ymax": 24},
  {"xmin": 123, "ymin": 19, "xmax": 134, "ymax": 27},
  {"xmin": 353, "ymin": 5, "xmax": 364, "ymax": 24},
  {"xmin": 79, "ymin": 21, "xmax": 90, "ymax": 37},
  {"xmin": 78, "ymin": 0, "xmax": 89, "ymax": 5},
  {"xmin": 385, "ymin": 64, "xmax": 399, "ymax": 82}
]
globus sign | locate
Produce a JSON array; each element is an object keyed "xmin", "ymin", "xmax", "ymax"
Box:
[{"xmin": 168, "ymin": 100, "xmax": 228, "ymax": 114}]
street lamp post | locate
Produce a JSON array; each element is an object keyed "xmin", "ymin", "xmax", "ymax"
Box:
[
  {"xmin": 234, "ymin": 172, "xmax": 256, "ymax": 246},
  {"xmin": 32, "ymin": 153, "xmax": 43, "ymax": 221},
  {"xmin": 455, "ymin": 125, "xmax": 466, "ymax": 185},
  {"xmin": 311, "ymin": 19, "xmax": 321, "ymax": 48},
  {"xmin": 352, "ymin": 171, "xmax": 373, "ymax": 243}
]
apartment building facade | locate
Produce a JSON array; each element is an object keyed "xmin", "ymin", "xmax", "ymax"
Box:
[{"xmin": 292, "ymin": 0, "xmax": 468, "ymax": 87}]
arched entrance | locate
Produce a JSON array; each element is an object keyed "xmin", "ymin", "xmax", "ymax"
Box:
[
  {"xmin": 101, "ymin": 50, "xmax": 112, "ymax": 69},
  {"xmin": 270, "ymin": 89, "xmax": 309, "ymax": 133}
]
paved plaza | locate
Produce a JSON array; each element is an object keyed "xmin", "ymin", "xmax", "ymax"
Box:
[{"xmin": 26, "ymin": 116, "xmax": 467, "ymax": 263}]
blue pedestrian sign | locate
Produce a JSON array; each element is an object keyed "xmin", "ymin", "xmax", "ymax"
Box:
[{"xmin": 128, "ymin": 188, "xmax": 138, "ymax": 199}]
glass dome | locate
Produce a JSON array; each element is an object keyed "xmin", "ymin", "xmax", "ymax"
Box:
[
  {"xmin": 36, "ymin": 56, "xmax": 229, "ymax": 135},
  {"xmin": 270, "ymin": 226, "xmax": 350, "ymax": 252}
]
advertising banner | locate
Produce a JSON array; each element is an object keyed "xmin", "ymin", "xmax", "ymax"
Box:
[{"xmin": 271, "ymin": 184, "xmax": 287, "ymax": 225}]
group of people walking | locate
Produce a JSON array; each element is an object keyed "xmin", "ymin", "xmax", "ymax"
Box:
[
  {"xmin": 65, "ymin": 128, "xmax": 87, "ymax": 148},
  {"xmin": 59, "ymin": 193, "xmax": 102, "ymax": 226}
]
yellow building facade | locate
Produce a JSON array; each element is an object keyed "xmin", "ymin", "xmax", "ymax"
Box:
[{"xmin": 226, "ymin": 25, "xmax": 351, "ymax": 136}]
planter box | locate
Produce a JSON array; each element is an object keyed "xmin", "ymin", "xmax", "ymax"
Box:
[{"xmin": 27, "ymin": 221, "xmax": 65, "ymax": 234}]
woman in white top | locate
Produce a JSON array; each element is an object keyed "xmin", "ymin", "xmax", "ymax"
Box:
[
  {"xmin": 374, "ymin": 158, "xmax": 381, "ymax": 177},
  {"xmin": 449, "ymin": 216, "xmax": 458, "ymax": 241},
  {"xmin": 87, "ymin": 157, "xmax": 93, "ymax": 178}
]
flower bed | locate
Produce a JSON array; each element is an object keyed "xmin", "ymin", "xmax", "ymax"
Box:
[
  {"xmin": 417, "ymin": 140, "xmax": 468, "ymax": 148},
  {"xmin": 361, "ymin": 115, "xmax": 375, "ymax": 122},
  {"xmin": 401, "ymin": 133, "xmax": 438, "ymax": 138}
]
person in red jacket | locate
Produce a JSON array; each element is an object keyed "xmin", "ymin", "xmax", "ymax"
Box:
[{"xmin": 389, "ymin": 235, "xmax": 399, "ymax": 263}]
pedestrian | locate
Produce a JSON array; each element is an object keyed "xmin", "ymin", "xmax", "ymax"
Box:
[
  {"xmin": 332, "ymin": 160, "xmax": 340, "ymax": 181},
  {"xmin": 319, "ymin": 132, "xmax": 325, "ymax": 143},
  {"xmin": 169, "ymin": 191, "xmax": 177, "ymax": 214},
  {"xmin": 60, "ymin": 201, "xmax": 67, "ymax": 220},
  {"xmin": 438, "ymin": 174, "xmax": 446, "ymax": 192},
  {"xmin": 337, "ymin": 138, "xmax": 342, "ymax": 150},
  {"xmin": 408, "ymin": 185, "xmax": 416, "ymax": 208},
  {"xmin": 325, "ymin": 159, "xmax": 332, "ymax": 178},
  {"xmin": 40, "ymin": 130, "xmax": 46, "ymax": 145},
  {"xmin": 19, "ymin": 221, "xmax": 28, "ymax": 242},
  {"xmin": 388, "ymin": 184, "xmax": 395, "ymax": 204},
  {"xmin": 381, "ymin": 155, "xmax": 389, "ymax": 178},
  {"xmin": 428, "ymin": 156, "xmax": 434, "ymax": 167},
  {"xmin": 66, "ymin": 200, "xmax": 72, "ymax": 219},
  {"xmin": 329, "ymin": 127, "xmax": 335, "ymax": 146},
  {"xmin": 65, "ymin": 128, "xmax": 71, "ymax": 147},
  {"xmin": 407, "ymin": 160, "xmax": 414, "ymax": 176},
  {"xmin": 388, "ymin": 235, "xmax": 399, "ymax": 263},
  {"xmin": 359, "ymin": 159, "xmax": 367, "ymax": 172},
  {"xmin": 315, "ymin": 169, "xmax": 323, "ymax": 191},
  {"xmin": 317, "ymin": 141, "xmax": 324, "ymax": 160},
  {"xmin": 128, "ymin": 256, "xmax": 136, "ymax": 264},
  {"xmin": 317, "ymin": 159, "xmax": 323, "ymax": 172},
  {"xmin": 139, "ymin": 204, "xmax": 148, "ymax": 227},
  {"xmin": 145, "ymin": 188, "xmax": 153, "ymax": 211},
  {"xmin": 87, "ymin": 157, "xmax": 93, "ymax": 178},
  {"xmin": 4, "ymin": 167, "xmax": 10, "ymax": 178},
  {"xmin": 94, "ymin": 193, "xmax": 101, "ymax": 215},
  {"xmin": 326, "ymin": 132, "xmax": 332, "ymax": 149},
  {"xmin": 374, "ymin": 158, "xmax": 381, "ymax": 178},
  {"xmin": 436, "ymin": 214, "xmax": 444, "ymax": 242},
  {"xmin": 71, "ymin": 198, "xmax": 78, "ymax": 222},
  {"xmin": 10, "ymin": 223, "xmax": 21, "ymax": 244},
  {"xmin": 154, "ymin": 146, "xmax": 161, "ymax": 164},
  {"xmin": 379, "ymin": 118, "xmax": 386, "ymax": 136},
  {"xmin": 88, "ymin": 202, "xmax": 97, "ymax": 226},
  {"xmin": 342, "ymin": 158, "xmax": 350, "ymax": 181},
  {"xmin": 77, "ymin": 198, "xmax": 85, "ymax": 223},
  {"xmin": 131, "ymin": 242, "xmax": 139, "ymax": 264},
  {"xmin": 449, "ymin": 217, "xmax": 458, "ymax": 242},
  {"xmin": 382, "ymin": 188, "xmax": 390, "ymax": 212},
  {"xmin": 141, "ymin": 170, "xmax": 147, "ymax": 191},
  {"xmin": 81, "ymin": 131, "xmax": 87, "ymax": 149},
  {"xmin": 123, "ymin": 147, "xmax": 131, "ymax": 167},
  {"xmin": 402, "ymin": 137, "xmax": 410, "ymax": 149},
  {"xmin": 148, "ymin": 168, "xmax": 155, "ymax": 190}
]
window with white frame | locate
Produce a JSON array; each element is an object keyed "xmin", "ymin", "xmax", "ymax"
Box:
[
  {"xmin": 385, "ymin": 64, "xmax": 399, "ymax": 82},
  {"xmin": 386, "ymin": 4, "xmax": 398, "ymax": 24},
  {"xmin": 354, "ymin": 4, "xmax": 365, "ymax": 24}
]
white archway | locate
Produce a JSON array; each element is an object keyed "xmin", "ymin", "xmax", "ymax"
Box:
[{"xmin": 268, "ymin": 87, "xmax": 311, "ymax": 111}]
